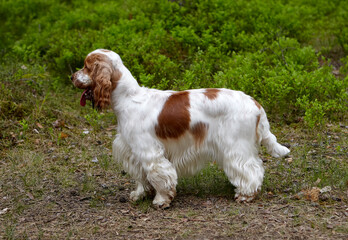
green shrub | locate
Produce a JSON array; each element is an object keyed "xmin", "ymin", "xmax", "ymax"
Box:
[{"xmin": 1, "ymin": 0, "xmax": 347, "ymax": 127}]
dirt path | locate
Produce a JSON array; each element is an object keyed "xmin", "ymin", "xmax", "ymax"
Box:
[
  {"xmin": 1, "ymin": 120, "xmax": 347, "ymax": 239},
  {"xmin": 1, "ymin": 182, "xmax": 347, "ymax": 239}
]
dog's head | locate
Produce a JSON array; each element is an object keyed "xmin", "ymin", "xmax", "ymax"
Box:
[{"xmin": 71, "ymin": 49, "xmax": 122, "ymax": 109}]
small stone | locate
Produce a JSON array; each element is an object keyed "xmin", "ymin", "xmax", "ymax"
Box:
[
  {"xmin": 319, "ymin": 193, "xmax": 329, "ymax": 202},
  {"xmin": 70, "ymin": 190, "xmax": 78, "ymax": 196},
  {"xmin": 0, "ymin": 208, "xmax": 9, "ymax": 215},
  {"xmin": 283, "ymin": 143, "xmax": 291, "ymax": 148},
  {"xmin": 331, "ymin": 196, "xmax": 341, "ymax": 202},
  {"xmin": 283, "ymin": 188, "xmax": 291, "ymax": 193},
  {"xmin": 320, "ymin": 186, "xmax": 331, "ymax": 193},
  {"xmin": 326, "ymin": 224, "xmax": 334, "ymax": 229}
]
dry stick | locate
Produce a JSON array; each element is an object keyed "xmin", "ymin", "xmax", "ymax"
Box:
[{"xmin": 163, "ymin": 216, "xmax": 230, "ymax": 224}]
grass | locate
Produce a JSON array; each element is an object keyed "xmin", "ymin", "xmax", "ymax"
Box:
[
  {"xmin": 1, "ymin": 126, "xmax": 347, "ymax": 238},
  {"xmin": 0, "ymin": 50, "xmax": 347, "ymax": 240},
  {"xmin": 1, "ymin": 1, "xmax": 347, "ymax": 237}
]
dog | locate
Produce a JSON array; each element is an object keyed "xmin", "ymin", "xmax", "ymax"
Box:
[{"xmin": 71, "ymin": 49, "xmax": 290, "ymax": 208}]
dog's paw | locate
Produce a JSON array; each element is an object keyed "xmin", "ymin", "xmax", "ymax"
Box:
[
  {"xmin": 234, "ymin": 192, "xmax": 258, "ymax": 203},
  {"xmin": 130, "ymin": 190, "xmax": 145, "ymax": 202},
  {"xmin": 153, "ymin": 201, "xmax": 171, "ymax": 210},
  {"xmin": 152, "ymin": 194, "xmax": 172, "ymax": 209}
]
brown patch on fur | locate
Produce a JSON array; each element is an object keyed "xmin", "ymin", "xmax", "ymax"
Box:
[
  {"xmin": 190, "ymin": 122, "xmax": 208, "ymax": 147},
  {"xmin": 252, "ymin": 98, "xmax": 262, "ymax": 143},
  {"xmin": 84, "ymin": 53, "xmax": 122, "ymax": 109},
  {"xmin": 155, "ymin": 91, "xmax": 190, "ymax": 139},
  {"xmin": 255, "ymin": 114, "xmax": 261, "ymax": 142},
  {"xmin": 204, "ymin": 88, "xmax": 220, "ymax": 100},
  {"xmin": 252, "ymin": 98, "xmax": 262, "ymax": 109},
  {"xmin": 169, "ymin": 187, "xmax": 177, "ymax": 201}
]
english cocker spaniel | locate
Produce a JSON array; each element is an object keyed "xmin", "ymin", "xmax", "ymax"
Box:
[{"xmin": 71, "ymin": 49, "xmax": 290, "ymax": 208}]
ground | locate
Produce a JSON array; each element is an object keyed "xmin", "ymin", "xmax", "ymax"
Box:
[
  {"xmin": 0, "ymin": 95, "xmax": 347, "ymax": 239},
  {"xmin": 2, "ymin": 191, "xmax": 347, "ymax": 239}
]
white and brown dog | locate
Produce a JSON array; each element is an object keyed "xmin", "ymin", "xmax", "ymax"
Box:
[{"xmin": 71, "ymin": 49, "xmax": 290, "ymax": 208}]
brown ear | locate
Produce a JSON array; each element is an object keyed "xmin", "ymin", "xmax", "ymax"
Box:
[{"xmin": 92, "ymin": 63, "xmax": 112, "ymax": 109}]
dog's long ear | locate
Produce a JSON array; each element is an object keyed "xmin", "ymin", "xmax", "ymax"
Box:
[{"xmin": 92, "ymin": 61, "xmax": 113, "ymax": 109}]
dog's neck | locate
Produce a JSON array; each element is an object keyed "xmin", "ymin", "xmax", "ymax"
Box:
[
  {"xmin": 110, "ymin": 63, "xmax": 142, "ymax": 113},
  {"xmin": 117, "ymin": 64, "xmax": 140, "ymax": 93}
]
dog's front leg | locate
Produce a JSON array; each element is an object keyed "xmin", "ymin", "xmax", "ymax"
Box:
[
  {"xmin": 129, "ymin": 180, "xmax": 155, "ymax": 201},
  {"xmin": 144, "ymin": 157, "xmax": 177, "ymax": 209},
  {"xmin": 123, "ymin": 133, "xmax": 177, "ymax": 209},
  {"xmin": 130, "ymin": 181, "xmax": 146, "ymax": 201}
]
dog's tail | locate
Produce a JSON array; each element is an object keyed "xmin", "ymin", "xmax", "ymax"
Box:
[{"xmin": 256, "ymin": 107, "xmax": 290, "ymax": 158}]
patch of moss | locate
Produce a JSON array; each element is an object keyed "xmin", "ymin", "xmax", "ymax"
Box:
[{"xmin": 0, "ymin": 100, "xmax": 28, "ymax": 119}]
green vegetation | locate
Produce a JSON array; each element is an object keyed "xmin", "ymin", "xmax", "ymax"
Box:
[
  {"xmin": 1, "ymin": 0, "xmax": 347, "ymax": 125},
  {"xmin": 0, "ymin": 0, "xmax": 347, "ymax": 239}
]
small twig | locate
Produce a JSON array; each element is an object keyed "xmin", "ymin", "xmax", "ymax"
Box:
[
  {"xmin": 163, "ymin": 216, "xmax": 229, "ymax": 224},
  {"xmin": 276, "ymin": 36, "xmax": 288, "ymax": 67},
  {"xmin": 68, "ymin": 64, "xmax": 73, "ymax": 75},
  {"xmin": 274, "ymin": 204, "xmax": 290, "ymax": 211},
  {"xmin": 43, "ymin": 216, "xmax": 58, "ymax": 223}
]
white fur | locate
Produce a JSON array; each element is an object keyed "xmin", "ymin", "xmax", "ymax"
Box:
[
  {"xmin": 76, "ymin": 71, "xmax": 92, "ymax": 86},
  {"xmin": 76, "ymin": 49, "xmax": 290, "ymax": 208}
]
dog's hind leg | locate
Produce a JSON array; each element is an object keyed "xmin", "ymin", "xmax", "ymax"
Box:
[{"xmin": 222, "ymin": 143, "xmax": 264, "ymax": 203}]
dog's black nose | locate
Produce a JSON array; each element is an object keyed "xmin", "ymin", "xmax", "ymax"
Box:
[{"xmin": 70, "ymin": 75, "xmax": 73, "ymax": 81}]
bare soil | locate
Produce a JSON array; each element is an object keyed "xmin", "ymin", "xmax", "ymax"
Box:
[
  {"xmin": 1, "ymin": 119, "xmax": 347, "ymax": 239},
  {"xmin": 1, "ymin": 166, "xmax": 347, "ymax": 239}
]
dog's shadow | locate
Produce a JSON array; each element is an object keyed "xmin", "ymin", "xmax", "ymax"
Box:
[
  {"xmin": 176, "ymin": 164, "xmax": 236, "ymax": 198},
  {"xmin": 131, "ymin": 165, "xmax": 236, "ymax": 211}
]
